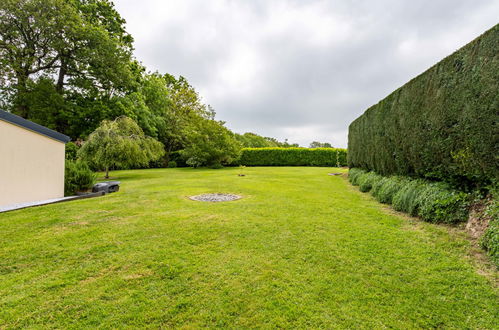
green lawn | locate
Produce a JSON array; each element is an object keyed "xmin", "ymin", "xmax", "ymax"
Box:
[{"xmin": 0, "ymin": 167, "xmax": 497, "ymax": 328}]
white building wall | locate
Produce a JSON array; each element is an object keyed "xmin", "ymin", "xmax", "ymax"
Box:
[{"xmin": 0, "ymin": 120, "xmax": 66, "ymax": 207}]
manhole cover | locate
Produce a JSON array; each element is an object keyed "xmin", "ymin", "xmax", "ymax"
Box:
[{"xmin": 189, "ymin": 193, "xmax": 242, "ymax": 202}]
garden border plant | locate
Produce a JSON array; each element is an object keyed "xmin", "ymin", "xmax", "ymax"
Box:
[{"xmin": 349, "ymin": 169, "xmax": 471, "ymax": 225}]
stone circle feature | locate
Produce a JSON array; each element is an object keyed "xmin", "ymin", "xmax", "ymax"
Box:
[{"xmin": 189, "ymin": 193, "xmax": 242, "ymax": 202}]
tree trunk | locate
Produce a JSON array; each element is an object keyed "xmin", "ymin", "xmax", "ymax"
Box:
[
  {"xmin": 56, "ymin": 58, "xmax": 67, "ymax": 93},
  {"xmin": 14, "ymin": 73, "xmax": 29, "ymax": 118},
  {"xmin": 105, "ymin": 166, "xmax": 109, "ymax": 179}
]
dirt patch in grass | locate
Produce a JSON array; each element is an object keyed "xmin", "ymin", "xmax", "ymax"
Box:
[{"xmin": 466, "ymin": 199, "xmax": 494, "ymax": 240}]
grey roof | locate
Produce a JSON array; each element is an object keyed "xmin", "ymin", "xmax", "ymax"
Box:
[{"xmin": 0, "ymin": 110, "xmax": 70, "ymax": 143}]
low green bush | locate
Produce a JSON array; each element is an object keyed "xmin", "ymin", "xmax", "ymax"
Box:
[
  {"xmin": 167, "ymin": 161, "xmax": 177, "ymax": 168},
  {"xmin": 350, "ymin": 168, "xmax": 470, "ymax": 224},
  {"xmin": 65, "ymin": 160, "xmax": 97, "ymax": 196},
  {"xmin": 371, "ymin": 176, "xmax": 389, "ymax": 200},
  {"xmin": 348, "ymin": 168, "xmax": 365, "ymax": 186},
  {"xmin": 372, "ymin": 176, "xmax": 409, "ymax": 204},
  {"xmin": 358, "ymin": 172, "xmax": 382, "ymax": 193},
  {"xmin": 208, "ymin": 163, "xmax": 224, "ymax": 169},
  {"xmin": 416, "ymin": 183, "xmax": 470, "ymax": 224},
  {"xmin": 65, "ymin": 142, "xmax": 79, "ymax": 161},
  {"xmin": 392, "ymin": 180, "xmax": 425, "ymax": 216},
  {"xmin": 238, "ymin": 148, "xmax": 347, "ymax": 167},
  {"xmin": 169, "ymin": 151, "xmax": 187, "ymax": 167}
]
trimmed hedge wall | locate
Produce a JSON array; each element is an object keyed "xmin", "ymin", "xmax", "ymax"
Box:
[
  {"xmin": 348, "ymin": 24, "xmax": 499, "ymax": 188},
  {"xmin": 238, "ymin": 148, "xmax": 347, "ymax": 167}
]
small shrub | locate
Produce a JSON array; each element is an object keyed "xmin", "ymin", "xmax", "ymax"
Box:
[
  {"xmin": 350, "ymin": 168, "xmax": 471, "ymax": 224},
  {"xmin": 358, "ymin": 172, "xmax": 382, "ymax": 193},
  {"xmin": 170, "ymin": 151, "xmax": 187, "ymax": 167},
  {"xmin": 371, "ymin": 176, "xmax": 389, "ymax": 200},
  {"xmin": 65, "ymin": 142, "xmax": 79, "ymax": 160},
  {"xmin": 416, "ymin": 183, "xmax": 470, "ymax": 224},
  {"xmin": 349, "ymin": 168, "xmax": 366, "ymax": 186},
  {"xmin": 167, "ymin": 161, "xmax": 177, "ymax": 168},
  {"xmin": 373, "ymin": 176, "xmax": 409, "ymax": 204},
  {"xmin": 392, "ymin": 180, "xmax": 425, "ymax": 216},
  {"xmin": 480, "ymin": 201, "xmax": 498, "ymax": 267},
  {"xmin": 65, "ymin": 160, "xmax": 97, "ymax": 196},
  {"xmin": 209, "ymin": 163, "xmax": 224, "ymax": 169}
]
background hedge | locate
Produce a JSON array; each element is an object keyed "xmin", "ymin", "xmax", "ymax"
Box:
[
  {"xmin": 348, "ymin": 24, "xmax": 499, "ymax": 189},
  {"xmin": 238, "ymin": 148, "xmax": 347, "ymax": 167}
]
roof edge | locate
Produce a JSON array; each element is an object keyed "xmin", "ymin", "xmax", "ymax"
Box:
[{"xmin": 0, "ymin": 110, "xmax": 71, "ymax": 143}]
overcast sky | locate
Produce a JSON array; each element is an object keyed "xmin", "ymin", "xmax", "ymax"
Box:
[{"xmin": 114, "ymin": 0, "xmax": 498, "ymax": 148}]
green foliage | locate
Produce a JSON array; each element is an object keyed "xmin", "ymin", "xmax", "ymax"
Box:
[
  {"xmin": 309, "ymin": 141, "xmax": 332, "ymax": 148},
  {"xmin": 480, "ymin": 201, "xmax": 499, "ymax": 267},
  {"xmin": 234, "ymin": 132, "xmax": 282, "ymax": 148},
  {"xmin": 0, "ymin": 0, "xmax": 133, "ymax": 122},
  {"xmin": 181, "ymin": 119, "xmax": 241, "ymax": 168},
  {"xmin": 158, "ymin": 74, "xmax": 214, "ymax": 154},
  {"xmin": 65, "ymin": 142, "xmax": 79, "ymax": 161},
  {"xmin": 167, "ymin": 161, "xmax": 177, "ymax": 168},
  {"xmin": 0, "ymin": 0, "xmax": 294, "ymax": 169},
  {"xmin": 64, "ymin": 160, "xmax": 96, "ymax": 196},
  {"xmin": 348, "ymin": 167, "xmax": 365, "ymax": 186},
  {"xmin": 348, "ymin": 25, "xmax": 499, "ymax": 189},
  {"xmin": 351, "ymin": 168, "xmax": 470, "ymax": 223},
  {"xmin": 78, "ymin": 116, "xmax": 164, "ymax": 178},
  {"xmin": 372, "ymin": 176, "xmax": 410, "ymax": 204},
  {"xmin": 392, "ymin": 180, "xmax": 426, "ymax": 216},
  {"xmin": 169, "ymin": 151, "xmax": 187, "ymax": 167},
  {"xmin": 238, "ymin": 148, "xmax": 347, "ymax": 167},
  {"xmin": 358, "ymin": 172, "xmax": 382, "ymax": 193},
  {"xmin": 416, "ymin": 183, "xmax": 470, "ymax": 224}
]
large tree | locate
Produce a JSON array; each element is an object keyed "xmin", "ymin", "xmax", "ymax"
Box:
[
  {"xmin": 182, "ymin": 118, "xmax": 242, "ymax": 168},
  {"xmin": 0, "ymin": 0, "xmax": 133, "ymax": 126},
  {"xmin": 235, "ymin": 132, "xmax": 283, "ymax": 148},
  {"xmin": 78, "ymin": 116, "xmax": 164, "ymax": 178},
  {"xmin": 161, "ymin": 74, "xmax": 214, "ymax": 155}
]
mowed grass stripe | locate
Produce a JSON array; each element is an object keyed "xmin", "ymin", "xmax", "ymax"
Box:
[{"xmin": 0, "ymin": 167, "xmax": 497, "ymax": 328}]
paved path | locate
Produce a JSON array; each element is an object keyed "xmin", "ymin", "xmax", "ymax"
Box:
[{"xmin": 0, "ymin": 192, "xmax": 105, "ymax": 213}]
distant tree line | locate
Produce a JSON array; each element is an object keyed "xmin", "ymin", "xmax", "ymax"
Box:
[
  {"xmin": 309, "ymin": 141, "xmax": 333, "ymax": 148},
  {"xmin": 0, "ymin": 0, "xmax": 325, "ymax": 170}
]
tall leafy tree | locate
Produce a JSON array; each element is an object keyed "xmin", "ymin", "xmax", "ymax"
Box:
[
  {"xmin": 182, "ymin": 119, "xmax": 242, "ymax": 168},
  {"xmin": 235, "ymin": 132, "xmax": 283, "ymax": 148},
  {"xmin": 161, "ymin": 74, "xmax": 213, "ymax": 156},
  {"xmin": 0, "ymin": 0, "xmax": 133, "ymax": 129},
  {"xmin": 78, "ymin": 116, "xmax": 164, "ymax": 178}
]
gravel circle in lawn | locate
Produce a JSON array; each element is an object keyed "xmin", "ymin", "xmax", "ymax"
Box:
[{"xmin": 189, "ymin": 193, "xmax": 242, "ymax": 202}]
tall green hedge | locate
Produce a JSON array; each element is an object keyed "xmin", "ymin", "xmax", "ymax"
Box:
[
  {"xmin": 238, "ymin": 147, "xmax": 347, "ymax": 167},
  {"xmin": 348, "ymin": 24, "xmax": 499, "ymax": 188}
]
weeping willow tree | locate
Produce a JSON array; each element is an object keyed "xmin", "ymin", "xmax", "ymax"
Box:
[{"xmin": 78, "ymin": 116, "xmax": 164, "ymax": 178}]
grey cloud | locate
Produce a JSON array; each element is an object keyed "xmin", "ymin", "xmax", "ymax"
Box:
[{"xmin": 114, "ymin": 0, "xmax": 499, "ymax": 147}]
